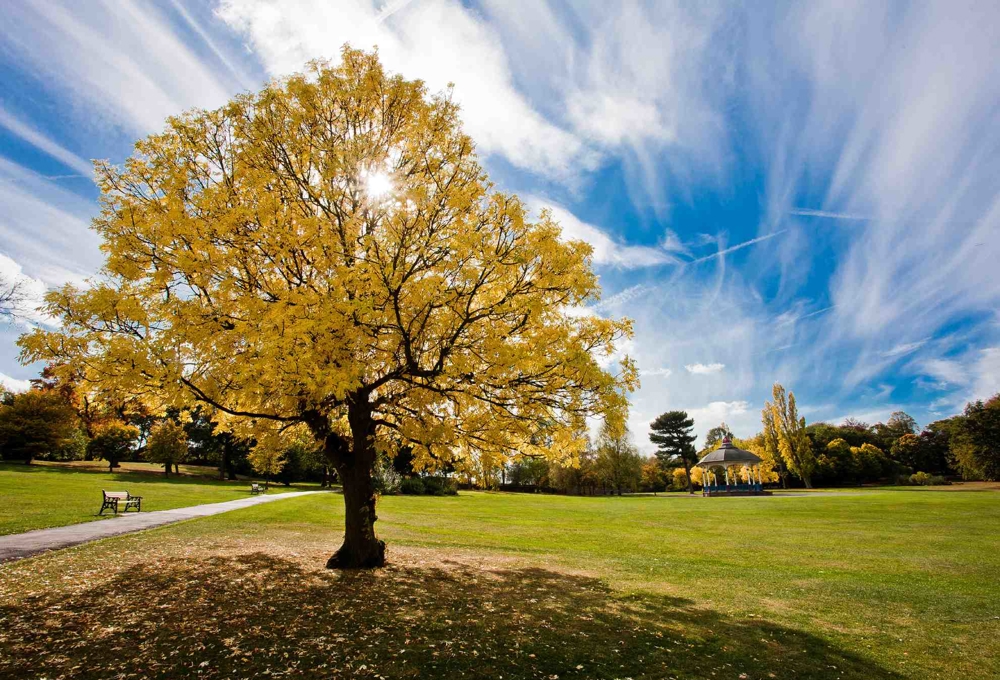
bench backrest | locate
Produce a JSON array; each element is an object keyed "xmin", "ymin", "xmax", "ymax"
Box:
[
  {"xmin": 251, "ymin": 483, "xmax": 262, "ymax": 489},
  {"xmin": 104, "ymin": 491, "xmax": 129, "ymax": 500}
]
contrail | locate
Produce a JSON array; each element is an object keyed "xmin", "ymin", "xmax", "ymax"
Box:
[{"xmin": 688, "ymin": 230, "xmax": 786, "ymax": 264}]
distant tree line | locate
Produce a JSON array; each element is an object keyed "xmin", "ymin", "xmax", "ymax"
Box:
[
  {"xmin": 0, "ymin": 365, "xmax": 334, "ymax": 484},
  {"xmin": 652, "ymin": 383, "xmax": 1000, "ymax": 490},
  {"xmin": 3, "ymin": 368, "xmax": 998, "ymax": 492}
]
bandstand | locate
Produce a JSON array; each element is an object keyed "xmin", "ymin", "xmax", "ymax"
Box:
[{"xmin": 695, "ymin": 436, "xmax": 771, "ymax": 496}]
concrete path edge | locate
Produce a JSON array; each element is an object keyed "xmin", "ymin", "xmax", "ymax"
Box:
[{"xmin": 0, "ymin": 490, "xmax": 327, "ymax": 563}]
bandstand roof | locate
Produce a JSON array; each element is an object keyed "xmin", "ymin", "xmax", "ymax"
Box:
[{"xmin": 695, "ymin": 436, "xmax": 762, "ymax": 467}]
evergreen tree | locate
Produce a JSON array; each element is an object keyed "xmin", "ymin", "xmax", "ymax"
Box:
[{"xmin": 649, "ymin": 410, "xmax": 698, "ymax": 493}]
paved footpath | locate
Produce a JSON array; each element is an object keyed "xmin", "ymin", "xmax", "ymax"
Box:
[{"xmin": 0, "ymin": 490, "xmax": 326, "ymax": 563}]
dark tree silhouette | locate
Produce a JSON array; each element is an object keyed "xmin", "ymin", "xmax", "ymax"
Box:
[{"xmin": 649, "ymin": 410, "xmax": 698, "ymax": 493}]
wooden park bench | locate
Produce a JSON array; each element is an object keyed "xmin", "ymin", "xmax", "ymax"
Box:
[
  {"xmin": 99, "ymin": 490, "xmax": 142, "ymax": 515},
  {"xmin": 250, "ymin": 482, "xmax": 266, "ymax": 495}
]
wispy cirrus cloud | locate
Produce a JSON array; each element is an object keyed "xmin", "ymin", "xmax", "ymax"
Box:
[
  {"xmin": 687, "ymin": 232, "xmax": 787, "ymax": 265},
  {"xmin": 531, "ymin": 200, "xmax": 683, "ymax": 269},
  {"xmin": 880, "ymin": 339, "xmax": 929, "ymax": 359},
  {"xmin": 0, "ymin": 105, "xmax": 93, "ymax": 176},
  {"xmin": 1, "ymin": 0, "xmax": 243, "ymax": 135},
  {"xmin": 788, "ymin": 208, "xmax": 868, "ymax": 221},
  {"xmin": 685, "ymin": 362, "xmax": 725, "ymax": 375}
]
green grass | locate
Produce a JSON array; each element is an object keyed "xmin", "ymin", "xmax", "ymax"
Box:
[
  {"xmin": 0, "ymin": 462, "xmax": 313, "ymax": 535},
  {"xmin": 1, "ymin": 488, "xmax": 997, "ymax": 679}
]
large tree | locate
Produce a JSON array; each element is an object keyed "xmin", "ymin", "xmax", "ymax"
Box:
[
  {"xmin": 595, "ymin": 424, "xmax": 643, "ymax": 495},
  {"xmin": 0, "ymin": 389, "xmax": 79, "ymax": 464},
  {"xmin": 763, "ymin": 383, "xmax": 815, "ymax": 488},
  {"xmin": 145, "ymin": 420, "xmax": 188, "ymax": 477},
  {"xmin": 649, "ymin": 410, "xmax": 697, "ymax": 493},
  {"xmin": 951, "ymin": 395, "xmax": 1000, "ymax": 481},
  {"xmin": 703, "ymin": 422, "xmax": 732, "ymax": 450},
  {"xmin": 19, "ymin": 49, "xmax": 634, "ymax": 568}
]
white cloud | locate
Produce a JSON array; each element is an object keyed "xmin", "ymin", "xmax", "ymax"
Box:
[
  {"xmin": 595, "ymin": 284, "xmax": 656, "ymax": 311},
  {"xmin": 917, "ymin": 359, "xmax": 969, "ymax": 385},
  {"xmin": 0, "ymin": 158, "xmax": 101, "ymax": 284},
  {"xmin": 0, "ymin": 105, "xmax": 93, "ymax": 175},
  {"xmin": 530, "ymin": 200, "xmax": 681, "ymax": 269},
  {"xmin": 0, "ymin": 372, "xmax": 32, "ymax": 393},
  {"xmin": 880, "ymin": 340, "xmax": 928, "ymax": 359},
  {"xmin": 641, "ymin": 367, "xmax": 672, "ymax": 378},
  {"xmin": 218, "ymin": 0, "xmax": 593, "ymax": 180},
  {"xmin": 685, "ymin": 362, "xmax": 725, "ymax": 375},
  {"xmin": 0, "ymin": 252, "xmax": 60, "ymax": 327},
  {"xmin": 969, "ymin": 348, "xmax": 1000, "ymax": 403},
  {"xmin": 688, "ymin": 231, "xmax": 786, "ymax": 265},
  {"xmin": 482, "ymin": 1, "xmax": 731, "ymax": 206},
  {"xmin": 829, "ymin": 407, "xmax": 901, "ymax": 428},
  {"xmin": 749, "ymin": 2, "xmax": 1000, "ymax": 349},
  {"xmin": 788, "ymin": 208, "xmax": 868, "ymax": 221},
  {"xmin": 1, "ymin": 1, "xmax": 238, "ymax": 134}
]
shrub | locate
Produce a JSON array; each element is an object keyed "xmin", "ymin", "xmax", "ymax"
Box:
[
  {"xmin": 908, "ymin": 471, "xmax": 950, "ymax": 486},
  {"xmin": 423, "ymin": 476, "xmax": 458, "ymax": 496},
  {"xmin": 400, "ymin": 477, "xmax": 425, "ymax": 495},
  {"xmin": 373, "ymin": 455, "xmax": 402, "ymax": 495}
]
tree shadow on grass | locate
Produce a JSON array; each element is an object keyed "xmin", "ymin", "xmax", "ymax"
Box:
[{"xmin": 0, "ymin": 552, "xmax": 902, "ymax": 680}]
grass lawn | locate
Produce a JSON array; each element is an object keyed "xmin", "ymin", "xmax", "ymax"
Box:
[
  {"xmin": 0, "ymin": 462, "xmax": 314, "ymax": 535},
  {"xmin": 1, "ymin": 489, "xmax": 997, "ymax": 679},
  {"xmin": 27, "ymin": 459, "xmax": 254, "ymax": 479}
]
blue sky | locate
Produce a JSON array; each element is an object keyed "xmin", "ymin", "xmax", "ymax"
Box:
[{"xmin": 1, "ymin": 0, "xmax": 999, "ymax": 449}]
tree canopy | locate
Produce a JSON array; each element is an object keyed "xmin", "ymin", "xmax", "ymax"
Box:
[
  {"xmin": 763, "ymin": 383, "xmax": 815, "ymax": 488},
  {"xmin": 145, "ymin": 420, "xmax": 188, "ymax": 477},
  {"xmin": 0, "ymin": 389, "xmax": 79, "ymax": 464},
  {"xmin": 649, "ymin": 410, "xmax": 697, "ymax": 493},
  {"xmin": 19, "ymin": 48, "xmax": 635, "ymax": 568}
]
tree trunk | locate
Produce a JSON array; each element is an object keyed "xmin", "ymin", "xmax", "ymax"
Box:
[
  {"xmin": 324, "ymin": 398, "xmax": 385, "ymax": 569},
  {"xmin": 803, "ymin": 474, "xmax": 813, "ymax": 489},
  {"xmin": 328, "ymin": 458, "xmax": 385, "ymax": 569},
  {"xmin": 683, "ymin": 461, "xmax": 694, "ymax": 494},
  {"xmin": 164, "ymin": 463, "xmax": 170, "ymax": 478}
]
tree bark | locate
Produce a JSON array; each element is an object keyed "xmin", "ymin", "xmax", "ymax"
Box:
[
  {"xmin": 321, "ymin": 397, "xmax": 386, "ymax": 570},
  {"xmin": 683, "ymin": 460, "xmax": 694, "ymax": 494}
]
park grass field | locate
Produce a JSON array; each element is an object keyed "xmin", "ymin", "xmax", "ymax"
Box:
[
  {"xmin": 0, "ymin": 462, "xmax": 311, "ymax": 535},
  {"xmin": 0, "ymin": 489, "xmax": 997, "ymax": 679}
]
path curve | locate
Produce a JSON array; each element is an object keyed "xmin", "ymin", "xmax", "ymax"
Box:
[{"xmin": 0, "ymin": 490, "xmax": 326, "ymax": 563}]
